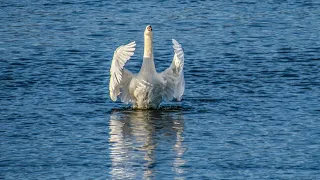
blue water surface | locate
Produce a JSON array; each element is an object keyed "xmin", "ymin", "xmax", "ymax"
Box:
[{"xmin": 1, "ymin": 0, "xmax": 320, "ymax": 179}]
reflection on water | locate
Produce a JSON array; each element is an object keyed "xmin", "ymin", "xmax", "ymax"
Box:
[{"xmin": 109, "ymin": 109, "xmax": 186, "ymax": 180}]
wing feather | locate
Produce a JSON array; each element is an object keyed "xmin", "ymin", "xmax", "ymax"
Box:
[
  {"xmin": 109, "ymin": 41, "xmax": 136, "ymax": 102},
  {"xmin": 160, "ymin": 39, "xmax": 185, "ymax": 101}
]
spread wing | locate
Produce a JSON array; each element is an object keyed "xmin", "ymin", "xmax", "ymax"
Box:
[
  {"xmin": 109, "ymin": 41, "xmax": 136, "ymax": 102},
  {"xmin": 160, "ymin": 39, "xmax": 185, "ymax": 101}
]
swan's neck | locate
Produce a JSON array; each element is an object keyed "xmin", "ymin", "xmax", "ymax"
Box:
[
  {"xmin": 144, "ymin": 35, "xmax": 153, "ymax": 58},
  {"xmin": 140, "ymin": 34, "xmax": 156, "ymax": 75}
]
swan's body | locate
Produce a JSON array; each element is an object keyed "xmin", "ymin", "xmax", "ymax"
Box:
[{"xmin": 109, "ymin": 25, "xmax": 185, "ymax": 109}]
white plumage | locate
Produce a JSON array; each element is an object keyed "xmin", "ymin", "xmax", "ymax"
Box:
[{"xmin": 109, "ymin": 25, "xmax": 185, "ymax": 109}]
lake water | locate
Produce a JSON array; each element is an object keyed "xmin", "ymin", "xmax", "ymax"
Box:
[{"xmin": 1, "ymin": 0, "xmax": 320, "ymax": 179}]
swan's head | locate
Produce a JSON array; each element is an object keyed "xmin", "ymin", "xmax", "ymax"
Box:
[{"xmin": 144, "ymin": 25, "xmax": 153, "ymax": 36}]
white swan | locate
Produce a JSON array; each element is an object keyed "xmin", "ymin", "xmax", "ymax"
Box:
[{"xmin": 109, "ymin": 25, "xmax": 185, "ymax": 109}]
